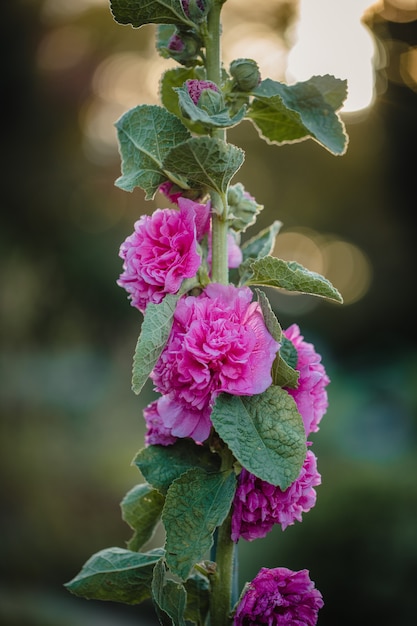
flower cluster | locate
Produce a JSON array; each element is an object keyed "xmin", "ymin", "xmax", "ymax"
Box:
[
  {"xmin": 231, "ymin": 323, "xmax": 329, "ymax": 541},
  {"xmin": 150, "ymin": 283, "xmax": 280, "ymax": 442},
  {"xmin": 233, "ymin": 567, "xmax": 324, "ymax": 626}
]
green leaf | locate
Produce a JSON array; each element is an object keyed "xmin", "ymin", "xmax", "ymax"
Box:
[
  {"xmin": 175, "ymin": 85, "xmax": 246, "ymax": 129},
  {"xmin": 254, "ymin": 289, "xmax": 299, "ymax": 389},
  {"xmin": 247, "ymin": 76, "xmax": 348, "ymax": 155},
  {"xmin": 272, "ymin": 336, "xmax": 299, "ymax": 389},
  {"xmin": 121, "ymin": 484, "xmax": 165, "ymax": 552},
  {"xmin": 132, "ymin": 293, "xmax": 180, "ymax": 396},
  {"xmin": 64, "ymin": 547, "xmax": 164, "ymax": 605},
  {"xmin": 184, "ymin": 573, "xmax": 210, "ymax": 624},
  {"xmin": 163, "ymin": 468, "xmax": 236, "ymax": 580},
  {"xmin": 211, "ymin": 387, "xmax": 306, "ymax": 489},
  {"xmin": 246, "ymin": 256, "xmax": 343, "ymax": 303},
  {"xmin": 241, "ymin": 221, "xmax": 283, "ymax": 262},
  {"xmin": 115, "ymin": 105, "xmax": 191, "ymax": 199},
  {"xmin": 152, "ymin": 559, "xmax": 187, "ymax": 626},
  {"xmin": 134, "ymin": 440, "xmax": 221, "ymax": 495},
  {"xmin": 110, "ymin": 0, "xmax": 193, "ymax": 29},
  {"xmin": 163, "ymin": 137, "xmax": 244, "ymax": 196}
]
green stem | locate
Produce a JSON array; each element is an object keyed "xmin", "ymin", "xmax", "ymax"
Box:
[
  {"xmin": 205, "ymin": 5, "xmax": 235, "ymax": 623},
  {"xmin": 209, "ymin": 446, "xmax": 236, "ymax": 626},
  {"xmin": 205, "ymin": 1, "xmax": 228, "ymax": 286}
]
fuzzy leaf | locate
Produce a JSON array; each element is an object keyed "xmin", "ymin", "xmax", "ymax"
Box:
[
  {"xmin": 248, "ymin": 76, "xmax": 348, "ymax": 155},
  {"xmin": 115, "ymin": 105, "xmax": 191, "ymax": 199},
  {"xmin": 211, "ymin": 387, "xmax": 306, "ymax": 489},
  {"xmin": 163, "ymin": 137, "xmax": 244, "ymax": 196},
  {"xmin": 110, "ymin": 0, "xmax": 192, "ymax": 28},
  {"xmin": 184, "ymin": 573, "xmax": 210, "ymax": 623},
  {"xmin": 134, "ymin": 440, "xmax": 221, "ymax": 495},
  {"xmin": 131, "ymin": 293, "xmax": 180, "ymax": 396},
  {"xmin": 121, "ymin": 484, "xmax": 164, "ymax": 552},
  {"xmin": 152, "ymin": 559, "xmax": 187, "ymax": 626},
  {"xmin": 241, "ymin": 220, "xmax": 283, "ymax": 262},
  {"xmin": 65, "ymin": 547, "xmax": 164, "ymax": 604},
  {"xmin": 246, "ymin": 256, "xmax": 343, "ymax": 303},
  {"xmin": 163, "ymin": 468, "xmax": 236, "ymax": 580}
]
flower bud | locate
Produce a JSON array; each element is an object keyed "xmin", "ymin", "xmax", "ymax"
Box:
[
  {"xmin": 181, "ymin": 0, "xmax": 208, "ymax": 22},
  {"xmin": 186, "ymin": 79, "xmax": 219, "ymax": 105},
  {"xmin": 230, "ymin": 58, "xmax": 261, "ymax": 92},
  {"xmin": 227, "ymin": 183, "xmax": 263, "ymax": 232},
  {"xmin": 167, "ymin": 28, "xmax": 202, "ymax": 65}
]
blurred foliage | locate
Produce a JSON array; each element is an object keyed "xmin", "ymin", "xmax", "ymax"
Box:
[{"xmin": 1, "ymin": 1, "xmax": 416, "ymax": 625}]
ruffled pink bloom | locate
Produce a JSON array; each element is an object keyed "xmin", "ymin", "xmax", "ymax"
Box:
[
  {"xmin": 283, "ymin": 324, "xmax": 330, "ymax": 436},
  {"xmin": 143, "ymin": 400, "xmax": 177, "ymax": 447},
  {"xmin": 117, "ymin": 200, "xmax": 209, "ymax": 312},
  {"xmin": 151, "ymin": 283, "xmax": 280, "ymax": 443},
  {"xmin": 231, "ymin": 450, "xmax": 321, "ymax": 541},
  {"xmin": 233, "ymin": 567, "xmax": 324, "ymax": 626},
  {"xmin": 186, "ymin": 79, "xmax": 219, "ymax": 105}
]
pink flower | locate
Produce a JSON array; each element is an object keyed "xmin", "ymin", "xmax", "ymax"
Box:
[
  {"xmin": 143, "ymin": 400, "xmax": 177, "ymax": 447},
  {"xmin": 151, "ymin": 283, "xmax": 280, "ymax": 443},
  {"xmin": 158, "ymin": 181, "xmax": 185, "ymax": 204},
  {"xmin": 117, "ymin": 199, "xmax": 209, "ymax": 312},
  {"xmin": 185, "ymin": 79, "xmax": 219, "ymax": 105},
  {"xmin": 233, "ymin": 567, "xmax": 324, "ymax": 626},
  {"xmin": 283, "ymin": 324, "xmax": 330, "ymax": 436},
  {"xmin": 231, "ymin": 450, "xmax": 321, "ymax": 541}
]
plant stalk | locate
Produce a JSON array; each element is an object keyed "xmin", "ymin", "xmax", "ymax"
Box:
[{"xmin": 205, "ymin": 1, "xmax": 228, "ymax": 286}]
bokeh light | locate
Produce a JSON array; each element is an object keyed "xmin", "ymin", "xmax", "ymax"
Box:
[
  {"xmin": 286, "ymin": 0, "xmax": 377, "ymax": 112},
  {"xmin": 273, "ymin": 228, "xmax": 373, "ymax": 311}
]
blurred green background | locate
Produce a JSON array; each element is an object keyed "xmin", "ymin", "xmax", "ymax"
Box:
[{"xmin": 1, "ymin": 1, "xmax": 416, "ymax": 624}]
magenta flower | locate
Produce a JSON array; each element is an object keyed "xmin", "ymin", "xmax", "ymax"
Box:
[
  {"xmin": 117, "ymin": 199, "xmax": 209, "ymax": 312},
  {"xmin": 186, "ymin": 79, "xmax": 219, "ymax": 105},
  {"xmin": 231, "ymin": 450, "xmax": 321, "ymax": 541},
  {"xmin": 158, "ymin": 181, "xmax": 185, "ymax": 204},
  {"xmin": 151, "ymin": 283, "xmax": 280, "ymax": 442},
  {"xmin": 234, "ymin": 567, "xmax": 324, "ymax": 626},
  {"xmin": 283, "ymin": 324, "xmax": 330, "ymax": 436},
  {"xmin": 143, "ymin": 400, "xmax": 177, "ymax": 447}
]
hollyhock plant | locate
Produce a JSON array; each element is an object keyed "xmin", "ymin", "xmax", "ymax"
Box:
[
  {"xmin": 283, "ymin": 324, "xmax": 330, "ymax": 436},
  {"xmin": 117, "ymin": 198, "xmax": 209, "ymax": 312},
  {"xmin": 66, "ymin": 1, "xmax": 349, "ymax": 622},
  {"xmin": 231, "ymin": 450, "xmax": 321, "ymax": 542},
  {"xmin": 151, "ymin": 283, "xmax": 280, "ymax": 442},
  {"xmin": 233, "ymin": 567, "xmax": 324, "ymax": 626}
]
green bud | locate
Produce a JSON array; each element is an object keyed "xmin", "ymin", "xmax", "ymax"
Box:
[
  {"xmin": 227, "ymin": 183, "xmax": 263, "ymax": 232},
  {"xmin": 230, "ymin": 58, "xmax": 261, "ymax": 92}
]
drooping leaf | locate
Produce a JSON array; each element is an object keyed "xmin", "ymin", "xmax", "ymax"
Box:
[
  {"xmin": 110, "ymin": 0, "xmax": 193, "ymax": 29},
  {"xmin": 134, "ymin": 439, "xmax": 221, "ymax": 495},
  {"xmin": 64, "ymin": 547, "xmax": 164, "ymax": 605},
  {"xmin": 175, "ymin": 85, "xmax": 246, "ymax": 129},
  {"xmin": 131, "ymin": 293, "xmax": 180, "ymax": 396},
  {"xmin": 163, "ymin": 468, "xmax": 236, "ymax": 580},
  {"xmin": 211, "ymin": 387, "xmax": 306, "ymax": 489},
  {"xmin": 115, "ymin": 105, "xmax": 191, "ymax": 199},
  {"xmin": 163, "ymin": 136, "xmax": 244, "ymax": 196},
  {"xmin": 152, "ymin": 559, "xmax": 187, "ymax": 626},
  {"xmin": 247, "ymin": 76, "xmax": 348, "ymax": 155},
  {"xmin": 245, "ymin": 256, "xmax": 343, "ymax": 303},
  {"xmin": 121, "ymin": 483, "xmax": 165, "ymax": 552}
]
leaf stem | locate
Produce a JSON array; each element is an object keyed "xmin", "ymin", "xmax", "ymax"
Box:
[{"xmin": 206, "ymin": 1, "xmax": 228, "ymax": 286}]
